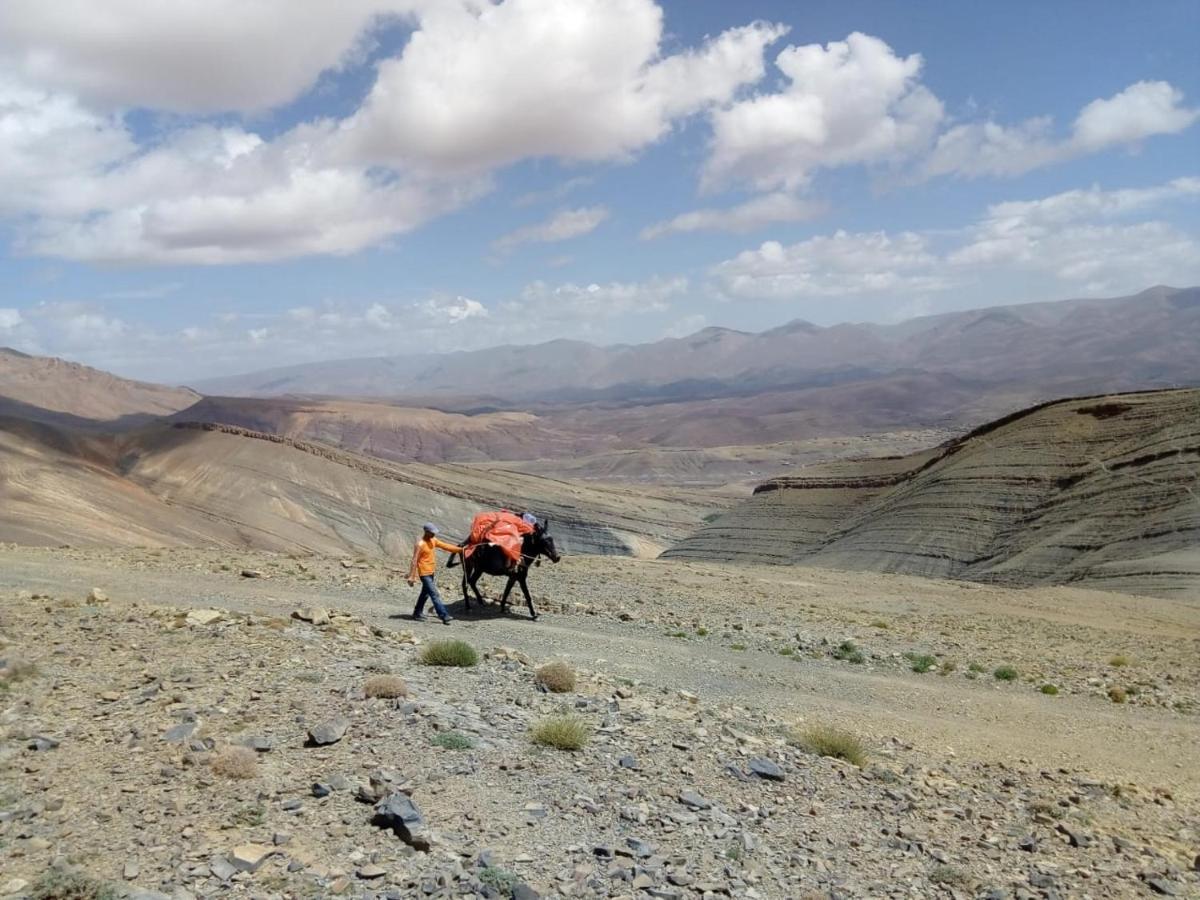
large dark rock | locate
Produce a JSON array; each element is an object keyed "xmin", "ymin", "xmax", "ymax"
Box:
[
  {"xmin": 748, "ymin": 757, "xmax": 786, "ymax": 781},
  {"xmin": 372, "ymin": 793, "xmax": 432, "ymax": 851},
  {"xmin": 306, "ymin": 717, "xmax": 350, "ymax": 746}
]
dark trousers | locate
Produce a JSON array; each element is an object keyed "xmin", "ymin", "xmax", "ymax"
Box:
[{"xmin": 413, "ymin": 574, "xmax": 450, "ymax": 620}]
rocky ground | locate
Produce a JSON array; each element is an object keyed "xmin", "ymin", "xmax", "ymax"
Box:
[{"xmin": 1, "ymin": 546, "xmax": 1198, "ymax": 899}]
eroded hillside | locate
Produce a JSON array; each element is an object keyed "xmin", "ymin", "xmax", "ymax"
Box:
[
  {"xmin": 665, "ymin": 389, "xmax": 1200, "ymax": 598},
  {"xmin": 0, "ymin": 419, "xmax": 725, "ymax": 557}
]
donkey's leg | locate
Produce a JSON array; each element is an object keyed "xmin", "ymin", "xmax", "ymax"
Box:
[
  {"xmin": 461, "ymin": 563, "xmax": 471, "ymax": 610},
  {"xmin": 499, "ymin": 576, "xmax": 517, "ymax": 614},
  {"xmin": 467, "ymin": 568, "xmax": 487, "ymax": 605},
  {"xmin": 518, "ymin": 574, "xmax": 537, "ymax": 621}
]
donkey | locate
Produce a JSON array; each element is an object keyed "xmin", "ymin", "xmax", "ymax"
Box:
[{"xmin": 449, "ymin": 522, "xmax": 560, "ymax": 620}]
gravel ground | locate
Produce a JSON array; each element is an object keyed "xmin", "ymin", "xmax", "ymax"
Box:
[{"xmin": 1, "ymin": 545, "xmax": 1198, "ymax": 899}]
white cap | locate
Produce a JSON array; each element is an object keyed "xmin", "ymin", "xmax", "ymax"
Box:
[{"xmin": 422, "ymin": 522, "xmax": 439, "ymax": 534}]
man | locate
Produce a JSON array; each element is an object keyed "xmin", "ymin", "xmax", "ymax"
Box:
[{"xmin": 407, "ymin": 522, "xmax": 463, "ymax": 624}]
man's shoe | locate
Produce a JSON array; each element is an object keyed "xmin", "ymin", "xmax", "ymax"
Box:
[
  {"xmin": 440, "ymin": 616, "xmax": 454, "ymax": 625},
  {"xmin": 411, "ymin": 613, "xmax": 427, "ymax": 622}
]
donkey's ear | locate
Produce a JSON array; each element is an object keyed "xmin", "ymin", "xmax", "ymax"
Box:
[{"xmin": 543, "ymin": 517, "xmax": 550, "ymax": 530}]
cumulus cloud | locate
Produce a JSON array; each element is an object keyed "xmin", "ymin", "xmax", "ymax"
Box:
[
  {"xmin": 339, "ymin": 1, "xmax": 786, "ymax": 172},
  {"xmin": 712, "ymin": 177, "xmax": 1200, "ymax": 302},
  {"xmin": 0, "ymin": 92, "xmax": 488, "ymax": 263},
  {"xmin": 493, "ymin": 206, "xmax": 609, "ymax": 254},
  {"xmin": 0, "ymin": 308, "xmax": 24, "ymax": 332},
  {"xmin": 511, "ymin": 277, "xmax": 688, "ymax": 320},
  {"xmin": 948, "ymin": 178, "xmax": 1200, "ymax": 291},
  {"xmin": 925, "ymin": 81, "xmax": 1199, "ymax": 178},
  {"xmin": 0, "ymin": 0, "xmax": 416, "ymax": 113},
  {"xmin": 640, "ymin": 191, "xmax": 824, "ymax": 239},
  {"xmin": 712, "ymin": 230, "xmax": 946, "ymax": 300},
  {"xmin": 703, "ymin": 32, "xmax": 944, "ymax": 191}
]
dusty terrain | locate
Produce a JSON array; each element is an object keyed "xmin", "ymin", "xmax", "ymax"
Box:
[
  {"xmin": 670, "ymin": 389, "xmax": 1200, "ymax": 599},
  {"xmin": 2, "ymin": 545, "xmax": 1198, "ymax": 899}
]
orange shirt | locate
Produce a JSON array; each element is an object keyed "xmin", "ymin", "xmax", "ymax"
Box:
[{"xmin": 409, "ymin": 535, "xmax": 463, "ymax": 578}]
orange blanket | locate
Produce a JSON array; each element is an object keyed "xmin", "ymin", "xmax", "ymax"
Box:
[{"xmin": 464, "ymin": 510, "xmax": 535, "ymax": 565}]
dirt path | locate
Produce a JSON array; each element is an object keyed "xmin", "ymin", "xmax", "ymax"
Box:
[{"xmin": 3, "ymin": 547, "xmax": 1196, "ymax": 798}]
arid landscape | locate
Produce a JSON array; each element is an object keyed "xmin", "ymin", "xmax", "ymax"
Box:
[
  {"xmin": 1, "ymin": 4, "xmax": 1199, "ymax": 897},
  {"xmin": 2, "ymin": 286, "xmax": 1199, "ymax": 899}
]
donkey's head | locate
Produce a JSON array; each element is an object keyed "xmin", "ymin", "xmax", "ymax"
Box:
[{"xmin": 530, "ymin": 519, "xmax": 561, "ymax": 564}]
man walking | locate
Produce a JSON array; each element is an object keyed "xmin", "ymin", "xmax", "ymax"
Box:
[{"xmin": 407, "ymin": 522, "xmax": 463, "ymax": 624}]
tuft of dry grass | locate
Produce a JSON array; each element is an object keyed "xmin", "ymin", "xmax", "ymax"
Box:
[
  {"xmin": 30, "ymin": 869, "xmax": 117, "ymax": 900},
  {"xmin": 420, "ymin": 639, "xmax": 478, "ymax": 667},
  {"xmin": 535, "ymin": 661, "xmax": 576, "ymax": 693},
  {"xmin": 209, "ymin": 745, "xmax": 258, "ymax": 779},
  {"xmin": 788, "ymin": 724, "xmax": 867, "ymax": 767},
  {"xmin": 1108, "ymin": 686, "xmax": 1128, "ymax": 704},
  {"xmin": 1108, "ymin": 654, "xmax": 1131, "ymax": 668},
  {"xmin": 531, "ymin": 715, "xmax": 591, "ymax": 751},
  {"xmin": 364, "ymin": 675, "xmax": 408, "ymax": 699}
]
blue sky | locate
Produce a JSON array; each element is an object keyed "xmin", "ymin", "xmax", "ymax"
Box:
[{"xmin": 0, "ymin": 0, "xmax": 1197, "ymax": 383}]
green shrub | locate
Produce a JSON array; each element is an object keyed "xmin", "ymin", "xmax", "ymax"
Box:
[
  {"xmin": 535, "ymin": 661, "xmax": 576, "ymax": 693},
  {"xmin": 1108, "ymin": 654, "xmax": 1131, "ymax": 668},
  {"xmin": 905, "ymin": 652, "xmax": 937, "ymax": 674},
  {"xmin": 31, "ymin": 870, "xmax": 117, "ymax": 900},
  {"xmin": 432, "ymin": 731, "xmax": 475, "ymax": 750},
  {"xmin": 869, "ymin": 620, "xmax": 889, "ymax": 629},
  {"xmin": 695, "ymin": 626, "xmax": 709, "ymax": 637},
  {"xmin": 531, "ymin": 715, "xmax": 591, "ymax": 751},
  {"xmin": 478, "ymin": 866, "xmax": 520, "ymax": 894},
  {"xmin": 993, "ymin": 665, "xmax": 1019, "ymax": 682},
  {"xmin": 778, "ymin": 647, "xmax": 794, "ymax": 656},
  {"xmin": 929, "ymin": 865, "xmax": 969, "ymax": 887},
  {"xmin": 831, "ymin": 640, "xmax": 865, "ymax": 664},
  {"xmin": 420, "ymin": 639, "xmax": 478, "ymax": 667},
  {"xmin": 730, "ymin": 643, "xmax": 747, "ymax": 651},
  {"xmin": 788, "ymin": 724, "xmax": 867, "ymax": 766},
  {"xmin": 1040, "ymin": 684, "xmax": 1059, "ymax": 695},
  {"xmin": 232, "ymin": 803, "xmax": 266, "ymax": 827},
  {"xmin": 967, "ymin": 662, "xmax": 986, "ymax": 673}
]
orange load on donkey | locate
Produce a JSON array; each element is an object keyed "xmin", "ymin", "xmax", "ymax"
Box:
[{"xmin": 464, "ymin": 510, "xmax": 536, "ymax": 567}]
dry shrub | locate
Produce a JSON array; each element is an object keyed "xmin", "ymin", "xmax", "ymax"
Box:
[
  {"xmin": 210, "ymin": 745, "xmax": 258, "ymax": 779},
  {"xmin": 536, "ymin": 661, "xmax": 576, "ymax": 693},
  {"xmin": 531, "ymin": 715, "xmax": 591, "ymax": 751},
  {"xmin": 30, "ymin": 869, "xmax": 116, "ymax": 900},
  {"xmin": 364, "ymin": 675, "xmax": 409, "ymax": 699},
  {"xmin": 1108, "ymin": 686, "xmax": 1128, "ymax": 704},
  {"xmin": 788, "ymin": 724, "xmax": 867, "ymax": 767}
]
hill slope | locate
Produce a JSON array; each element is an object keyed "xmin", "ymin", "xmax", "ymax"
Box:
[
  {"xmin": 664, "ymin": 389, "xmax": 1200, "ymax": 598},
  {"xmin": 0, "ymin": 418, "xmax": 723, "ymax": 557},
  {"xmin": 0, "ymin": 347, "xmax": 199, "ymax": 425}
]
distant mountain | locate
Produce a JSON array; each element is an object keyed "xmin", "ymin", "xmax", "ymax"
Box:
[
  {"xmin": 195, "ymin": 286, "xmax": 1200, "ymax": 404},
  {"xmin": 0, "ymin": 347, "xmax": 199, "ymax": 426}
]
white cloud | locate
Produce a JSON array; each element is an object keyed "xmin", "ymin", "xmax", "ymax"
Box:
[
  {"xmin": 339, "ymin": 0, "xmax": 786, "ymax": 172},
  {"xmin": 419, "ymin": 295, "xmax": 489, "ymax": 324},
  {"xmin": 949, "ymin": 178, "xmax": 1200, "ymax": 292},
  {"xmin": 640, "ymin": 191, "xmax": 824, "ymax": 239},
  {"xmin": 712, "ymin": 230, "xmax": 947, "ymax": 300},
  {"xmin": 511, "ymin": 277, "xmax": 688, "ymax": 319},
  {"xmin": 493, "ymin": 206, "xmax": 609, "ymax": 253},
  {"xmin": 925, "ymin": 81, "xmax": 1199, "ymax": 178},
  {"xmin": 0, "ymin": 308, "xmax": 23, "ymax": 332},
  {"xmin": 703, "ymin": 32, "xmax": 944, "ymax": 191},
  {"xmin": 712, "ymin": 176, "xmax": 1200, "ymax": 302},
  {"xmin": 0, "ymin": 0, "xmax": 416, "ymax": 113},
  {"xmin": 1074, "ymin": 81, "xmax": 1199, "ymax": 150}
]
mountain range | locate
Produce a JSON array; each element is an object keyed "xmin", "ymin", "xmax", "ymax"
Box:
[{"xmin": 195, "ymin": 286, "xmax": 1200, "ymax": 405}]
